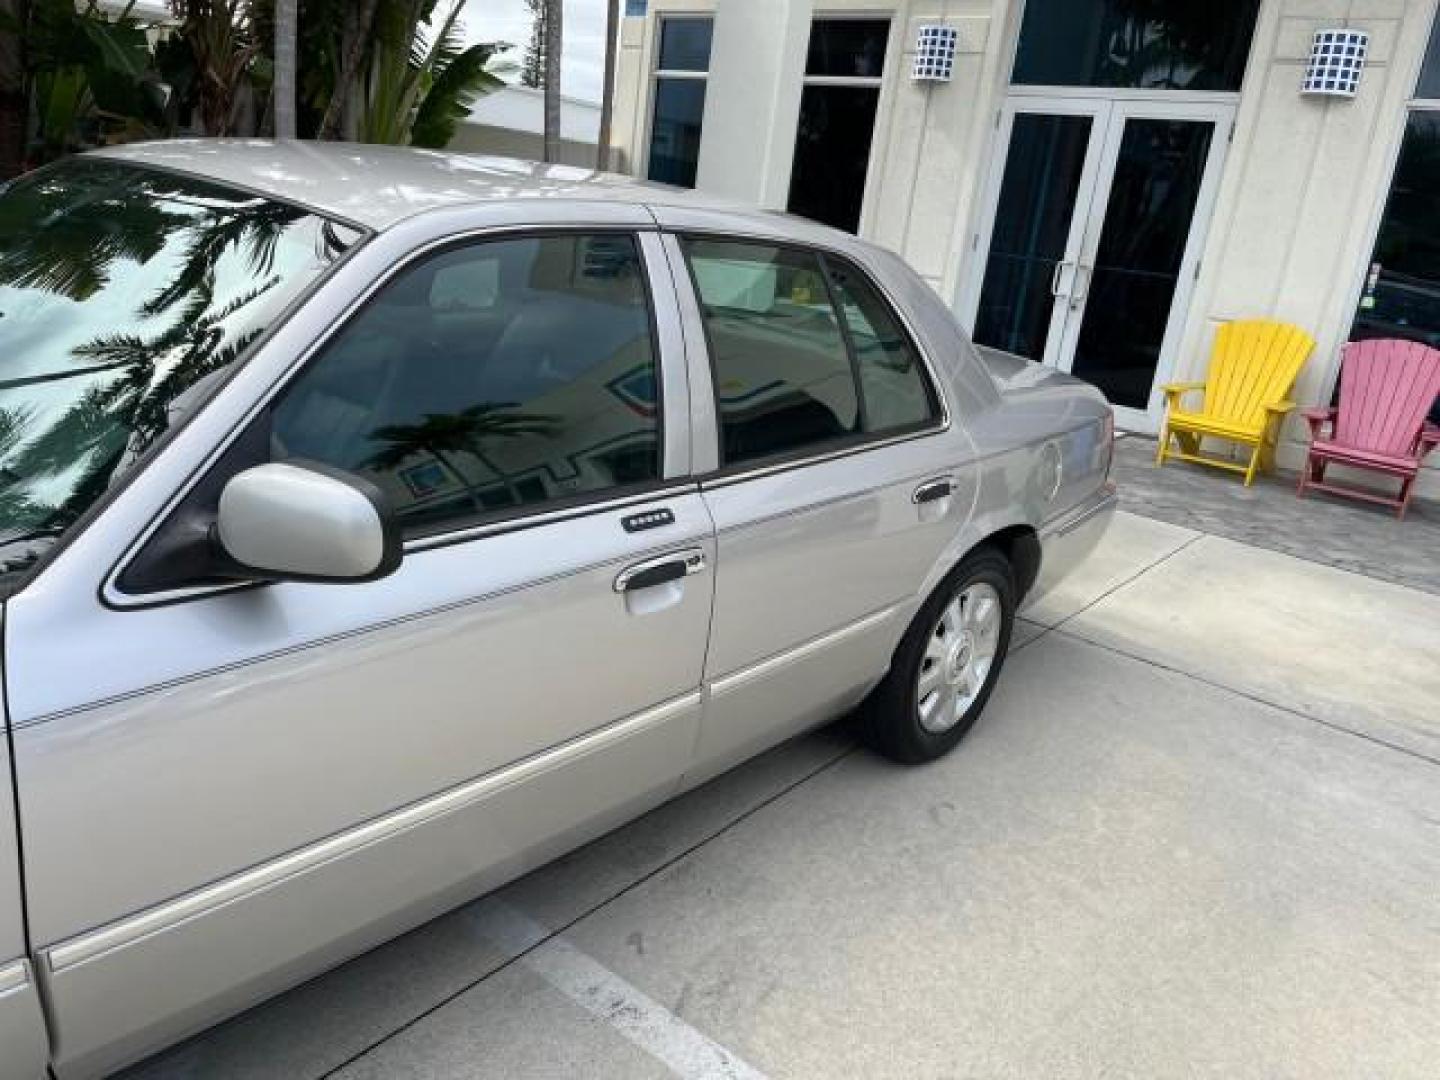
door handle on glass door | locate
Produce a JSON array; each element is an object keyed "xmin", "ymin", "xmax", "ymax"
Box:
[
  {"xmin": 1050, "ymin": 260, "xmax": 1074, "ymax": 298},
  {"xmin": 1069, "ymin": 264, "xmax": 1093, "ymax": 309},
  {"xmin": 614, "ymin": 548, "xmax": 707, "ymax": 593}
]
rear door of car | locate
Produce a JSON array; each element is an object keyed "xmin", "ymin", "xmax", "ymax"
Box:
[
  {"xmin": 660, "ymin": 229, "xmax": 975, "ymax": 785},
  {"xmin": 4, "ymin": 207, "xmax": 715, "ymax": 1076}
]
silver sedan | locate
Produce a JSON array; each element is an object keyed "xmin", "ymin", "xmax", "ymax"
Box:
[{"xmin": 0, "ymin": 143, "xmax": 1115, "ymax": 1079}]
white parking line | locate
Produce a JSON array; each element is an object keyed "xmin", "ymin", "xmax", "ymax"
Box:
[{"xmin": 470, "ymin": 899, "xmax": 769, "ymax": 1080}]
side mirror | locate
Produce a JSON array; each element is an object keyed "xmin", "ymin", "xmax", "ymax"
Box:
[{"xmin": 215, "ymin": 462, "xmax": 402, "ymax": 583}]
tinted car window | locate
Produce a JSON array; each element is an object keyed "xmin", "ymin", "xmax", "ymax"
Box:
[
  {"xmin": 683, "ymin": 238, "xmax": 859, "ymax": 465},
  {"xmin": 825, "ymin": 256, "xmax": 937, "ymax": 431},
  {"xmin": 272, "ymin": 234, "xmax": 661, "ymax": 536}
]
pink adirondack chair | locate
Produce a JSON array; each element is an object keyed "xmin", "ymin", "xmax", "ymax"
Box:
[{"xmin": 1297, "ymin": 338, "xmax": 1440, "ymax": 518}]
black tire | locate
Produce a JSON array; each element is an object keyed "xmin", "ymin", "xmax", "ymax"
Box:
[{"xmin": 860, "ymin": 547, "xmax": 1016, "ymax": 765}]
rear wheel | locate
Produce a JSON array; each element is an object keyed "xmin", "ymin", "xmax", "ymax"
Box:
[{"xmin": 861, "ymin": 548, "xmax": 1015, "ymax": 764}]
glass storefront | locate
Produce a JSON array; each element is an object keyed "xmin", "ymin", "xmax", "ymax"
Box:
[
  {"xmin": 964, "ymin": 0, "xmax": 1259, "ymax": 429},
  {"xmin": 1350, "ymin": 13, "xmax": 1440, "ymax": 421}
]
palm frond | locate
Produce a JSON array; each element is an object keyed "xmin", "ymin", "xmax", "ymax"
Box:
[{"xmin": 410, "ymin": 41, "xmax": 506, "ymax": 149}]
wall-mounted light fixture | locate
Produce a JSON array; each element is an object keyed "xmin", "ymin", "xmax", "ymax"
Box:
[
  {"xmin": 1302, "ymin": 29, "xmax": 1369, "ymax": 98},
  {"xmin": 912, "ymin": 25, "xmax": 958, "ymax": 82}
]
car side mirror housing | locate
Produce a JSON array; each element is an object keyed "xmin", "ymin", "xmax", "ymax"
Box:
[{"xmin": 215, "ymin": 461, "xmax": 402, "ymax": 583}]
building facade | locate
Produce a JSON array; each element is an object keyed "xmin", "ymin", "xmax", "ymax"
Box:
[{"xmin": 610, "ymin": 0, "xmax": 1440, "ymax": 493}]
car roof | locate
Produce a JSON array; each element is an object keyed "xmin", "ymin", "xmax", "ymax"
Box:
[{"xmin": 88, "ymin": 139, "xmax": 810, "ymax": 236}]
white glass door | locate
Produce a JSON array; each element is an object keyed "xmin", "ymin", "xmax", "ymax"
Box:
[
  {"xmin": 964, "ymin": 97, "xmax": 1233, "ymax": 431},
  {"xmin": 960, "ymin": 98, "xmax": 1110, "ymax": 373}
]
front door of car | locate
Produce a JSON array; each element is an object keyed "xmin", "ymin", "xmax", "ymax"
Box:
[
  {"xmin": 663, "ymin": 235, "xmax": 970, "ymax": 786},
  {"xmin": 0, "ymin": 637, "xmax": 50, "ymax": 1080},
  {"xmin": 5, "ymin": 228, "xmax": 715, "ymax": 1076}
]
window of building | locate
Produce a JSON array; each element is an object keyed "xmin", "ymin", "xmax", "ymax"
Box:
[
  {"xmin": 1420, "ymin": 10, "xmax": 1440, "ymax": 101},
  {"xmin": 1350, "ymin": 114, "xmax": 1440, "ymax": 421},
  {"xmin": 271, "ymin": 234, "xmax": 662, "ymax": 536},
  {"xmin": 625, "ymin": 0, "xmax": 647, "ymax": 17},
  {"xmin": 683, "ymin": 238, "xmax": 937, "ymax": 467},
  {"xmin": 787, "ymin": 18, "xmax": 890, "ymax": 234},
  {"xmin": 1012, "ymin": 0, "xmax": 1261, "ymax": 92},
  {"xmin": 646, "ymin": 17, "xmax": 713, "ymax": 188},
  {"xmin": 1341, "ymin": 10, "xmax": 1440, "ymax": 423},
  {"xmin": 805, "ymin": 18, "xmax": 889, "ymax": 77}
]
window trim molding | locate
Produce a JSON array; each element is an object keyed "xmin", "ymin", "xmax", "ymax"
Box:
[
  {"xmin": 673, "ymin": 231, "xmax": 950, "ymax": 487},
  {"xmin": 102, "ymin": 224, "xmax": 677, "ymax": 611},
  {"xmin": 801, "ymin": 73, "xmax": 884, "ymax": 89}
]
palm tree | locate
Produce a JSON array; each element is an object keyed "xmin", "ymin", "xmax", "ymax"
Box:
[
  {"xmin": 596, "ymin": 0, "xmax": 618, "ymax": 170},
  {"xmin": 365, "ymin": 404, "xmax": 557, "ymax": 510},
  {"xmin": 170, "ymin": 1, "xmax": 260, "ymax": 136},
  {"xmin": 359, "ymin": 0, "xmax": 505, "ymax": 149},
  {"xmin": 317, "ymin": 0, "xmax": 382, "ymax": 139},
  {"xmin": 542, "ymin": 0, "xmax": 562, "ymax": 163},
  {"xmin": 520, "ymin": 0, "xmax": 544, "ymax": 89},
  {"xmin": 272, "ymin": 0, "xmax": 297, "ymax": 137}
]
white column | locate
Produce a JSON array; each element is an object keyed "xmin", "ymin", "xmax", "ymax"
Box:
[{"xmin": 694, "ymin": 0, "xmax": 814, "ymax": 207}]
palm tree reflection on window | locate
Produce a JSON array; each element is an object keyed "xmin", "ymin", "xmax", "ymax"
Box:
[
  {"xmin": 0, "ymin": 160, "xmax": 344, "ymax": 582},
  {"xmin": 365, "ymin": 404, "xmax": 559, "ymax": 515}
]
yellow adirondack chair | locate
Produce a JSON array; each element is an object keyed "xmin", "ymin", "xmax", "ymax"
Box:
[{"xmin": 1156, "ymin": 320, "xmax": 1316, "ymax": 485}]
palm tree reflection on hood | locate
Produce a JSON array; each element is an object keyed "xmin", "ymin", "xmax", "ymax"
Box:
[{"xmin": 366, "ymin": 404, "xmax": 559, "ymax": 514}]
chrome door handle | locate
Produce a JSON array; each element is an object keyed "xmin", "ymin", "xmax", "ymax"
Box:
[
  {"xmin": 912, "ymin": 478, "xmax": 954, "ymax": 505},
  {"xmin": 1069, "ymin": 264, "xmax": 1093, "ymax": 308},
  {"xmin": 614, "ymin": 548, "xmax": 706, "ymax": 593},
  {"xmin": 1050, "ymin": 260, "xmax": 1073, "ymax": 297}
]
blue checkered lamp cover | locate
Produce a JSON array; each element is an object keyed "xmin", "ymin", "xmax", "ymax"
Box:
[
  {"xmin": 912, "ymin": 25, "xmax": 958, "ymax": 82},
  {"xmin": 1302, "ymin": 29, "xmax": 1368, "ymax": 97}
]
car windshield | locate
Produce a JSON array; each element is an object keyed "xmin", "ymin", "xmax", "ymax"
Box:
[{"xmin": 0, "ymin": 159, "xmax": 358, "ymax": 594}]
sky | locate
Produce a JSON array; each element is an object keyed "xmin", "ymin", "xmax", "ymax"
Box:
[{"xmin": 460, "ymin": 0, "xmax": 610, "ymax": 104}]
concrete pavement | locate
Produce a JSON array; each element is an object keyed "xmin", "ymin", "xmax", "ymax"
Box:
[{"xmin": 124, "ymin": 512, "xmax": 1440, "ymax": 1080}]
